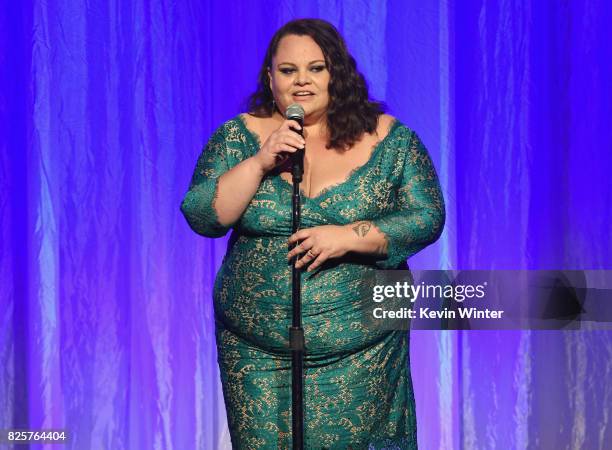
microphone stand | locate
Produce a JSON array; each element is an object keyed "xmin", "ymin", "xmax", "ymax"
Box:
[{"xmin": 289, "ymin": 124, "xmax": 305, "ymax": 450}]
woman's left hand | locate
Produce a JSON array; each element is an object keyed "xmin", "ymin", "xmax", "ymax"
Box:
[{"xmin": 287, "ymin": 225, "xmax": 352, "ymax": 272}]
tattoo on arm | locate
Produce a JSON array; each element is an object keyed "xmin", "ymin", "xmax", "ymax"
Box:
[{"xmin": 352, "ymin": 221, "xmax": 372, "ymax": 238}]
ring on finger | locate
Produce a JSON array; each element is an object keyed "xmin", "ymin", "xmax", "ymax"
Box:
[{"xmin": 306, "ymin": 249, "xmax": 316, "ymax": 258}]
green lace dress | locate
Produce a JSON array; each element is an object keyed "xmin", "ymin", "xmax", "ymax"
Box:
[{"xmin": 181, "ymin": 115, "xmax": 445, "ymax": 449}]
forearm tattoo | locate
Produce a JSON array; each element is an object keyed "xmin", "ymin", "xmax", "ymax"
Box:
[{"xmin": 352, "ymin": 221, "xmax": 372, "ymax": 238}]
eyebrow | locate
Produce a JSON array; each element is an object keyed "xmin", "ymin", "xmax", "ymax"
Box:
[{"xmin": 276, "ymin": 60, "xmax": 326, "ymax": 66}]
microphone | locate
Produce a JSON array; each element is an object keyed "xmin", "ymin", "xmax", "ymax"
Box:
[{"xmin": 285, "ymin": 104, "xmax": 305, "ymax": 182}]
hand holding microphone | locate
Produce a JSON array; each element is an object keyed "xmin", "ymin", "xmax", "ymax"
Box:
[
  {"xmin": 252, "ymin": 104, "xmax": 306, "ymax": 173},
  {"xmin": 285, "ymin": 104, "xmax": 305, "ymax": 182}
]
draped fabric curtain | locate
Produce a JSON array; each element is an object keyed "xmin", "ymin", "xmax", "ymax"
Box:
[{"xmin": 1, "ymin": 1, "xmax": 611, "ymax": 449}]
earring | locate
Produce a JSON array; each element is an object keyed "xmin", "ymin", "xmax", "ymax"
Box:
[{"xmin": 271, "ymin": 98, "xmax": 276, "ymax": 112}]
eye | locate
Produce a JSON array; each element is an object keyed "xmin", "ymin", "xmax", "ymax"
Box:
[
  {"xmin": 279, "ymin": 68, "xmax": 295, "ymax": 74},
  {"xmin": 310, "ymin": 65, "xmax": 326, "ymax": 72}
]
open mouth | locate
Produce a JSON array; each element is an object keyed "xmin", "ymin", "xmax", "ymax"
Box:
[{"xmin": 292, "ymin": 91, "xmax": 314, "ymax": 98}]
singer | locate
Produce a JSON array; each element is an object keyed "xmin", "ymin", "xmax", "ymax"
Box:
[{"xmin": 181, "ymin": 18, "xmax": 445, "ymax": 449}]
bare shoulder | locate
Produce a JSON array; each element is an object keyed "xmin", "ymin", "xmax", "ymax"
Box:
[
  {"xmin": 239, "ymin": 113, "xmax": 281, "ymax": 137},
  {"xmin": 376, "ymin": 114, "xmax": 397, "ymax": 138}
]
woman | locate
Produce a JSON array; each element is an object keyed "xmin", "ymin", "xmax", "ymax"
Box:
[{"xmin": 181, "ymin": 19, "xmax": 444, "ymax": 449}]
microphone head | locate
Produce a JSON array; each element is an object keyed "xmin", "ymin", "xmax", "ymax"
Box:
[{"xmin": 285, "ymin": 103, "xmax": 305, "ymax": 121}]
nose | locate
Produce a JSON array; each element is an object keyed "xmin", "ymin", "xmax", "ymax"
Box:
[{"xmin": 294, "ymin": 69, "xmax": 311, "ymax": 85}]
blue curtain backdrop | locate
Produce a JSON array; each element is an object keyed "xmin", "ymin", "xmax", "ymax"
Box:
[{"xmin": 2, "ymin": 1, "xmax": 611, "ymax": 449}]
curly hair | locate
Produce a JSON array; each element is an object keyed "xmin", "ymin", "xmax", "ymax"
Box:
[{"xmin": 246, "ymin": 18, "xmax": 385, "ymax": 150}]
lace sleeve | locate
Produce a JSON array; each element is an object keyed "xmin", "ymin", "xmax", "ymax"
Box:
[
  {"xmin": 180, "ymin": 123, "xmax": 233, "ymax": 238},
  {"xmin": 371, "ymin": 130, "xmax": 445, "ymax": 268}
]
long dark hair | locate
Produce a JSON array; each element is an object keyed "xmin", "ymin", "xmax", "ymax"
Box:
[{"xmin": 246, "ymin": 19, "xmax": 385, "ymax": 150}]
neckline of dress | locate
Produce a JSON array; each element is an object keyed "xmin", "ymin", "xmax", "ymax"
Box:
[{"xmin": 234, "ymin": 114, "xmax": 401, "ymax": 202}]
